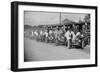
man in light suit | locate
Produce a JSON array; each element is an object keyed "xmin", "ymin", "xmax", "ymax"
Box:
[{"xmin": 65, "ymin": 28, "xmax": 75, "ymax": 48}]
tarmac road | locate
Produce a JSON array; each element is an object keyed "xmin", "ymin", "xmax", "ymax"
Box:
[{"xmin": 24, "ymin": 38, "xmax": 90, "ymax": 62}]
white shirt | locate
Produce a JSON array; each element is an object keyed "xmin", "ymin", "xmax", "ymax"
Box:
[
  {"xmin": 76, "ymin": 32, "xmax": 81, "ymax": 36},
  {"xmin": 45, "ymin": 32, "xmax": 48, "ymax": 37},
  {"xmin": 31, "ymin": 31, "xmax": 34, "ymax": 36},
  {"xmin": 40, "ymin": 31, "xmax": 43, "ymax": 35},
  {"xmin": 34, "ymin": 31, "xmax": 38, "ymax": 36},
  {"xmin": 49, "ymin": 30, "xmax": 52, "ymax": 34},
  {"xmin": 65, "ymin": 31, "xmax": 75, "ymax": 40},
  {"xmin": 75, "ymin": 32, "xmax": 81, "ymax": 39}
]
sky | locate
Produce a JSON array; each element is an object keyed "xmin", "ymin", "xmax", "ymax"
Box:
[
  {"xmin": 24, "ymin": 11, "xmax": 87, "ymax": 26},
  {"xmin": 61, "ymin": 13, "xmax": 86, "ymax": 23}
]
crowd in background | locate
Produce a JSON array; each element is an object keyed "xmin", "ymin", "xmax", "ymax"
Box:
[{"xmin": 24, "ymin": 23, "xmax": 90, "ymax": 49}]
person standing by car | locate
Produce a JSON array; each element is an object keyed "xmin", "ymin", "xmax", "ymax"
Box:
[
  {"xmin": 34, "ymin": 30, "xmax": 39, "ymax": 41},
  {"xmin": 64, "ymin": 28, "xmax": 74, "ymax": 49},
  {"xmin": 54, "ymin": 27, "xmax": 59, "ymax": 45},
  {"xmin": 44, "ymin": 30, "xmax": 48, "ymax": 43}
]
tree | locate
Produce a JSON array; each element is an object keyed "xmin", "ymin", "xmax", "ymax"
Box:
[
  {"xmin": 83, "ymin": 14, "xmax": 90, "ymax": 23},
  {"xmin": 78, "ymin": 17, "xmax": 83, "ymax": 23}
]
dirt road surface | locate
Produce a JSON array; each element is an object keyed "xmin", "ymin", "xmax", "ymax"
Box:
[{"xmin": 24, "ymin": 38, "xmax": 90, "ymax": 62}]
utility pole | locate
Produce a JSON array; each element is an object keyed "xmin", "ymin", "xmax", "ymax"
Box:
[{"xmin": 60, "ymin": 12, "xmax": 61, "ymax": 25}]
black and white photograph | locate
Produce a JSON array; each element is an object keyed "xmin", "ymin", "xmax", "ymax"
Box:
[
  {"xmin": 24, "ymin": 11, "xmax": 91, "ymax": 62},
  {"xmin": 11, "ymin": 1, "xmax": 97, "ymax": 71}
]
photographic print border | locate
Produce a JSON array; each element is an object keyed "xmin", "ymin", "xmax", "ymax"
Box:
[{"xmin": 11, "ymin": 1, "xmax": 98, "ymax": 72}]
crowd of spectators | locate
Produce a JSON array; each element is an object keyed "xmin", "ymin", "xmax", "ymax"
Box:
[{"xmin": 24, "ymin": 23, "xmax": 90, "ymax": 49}]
